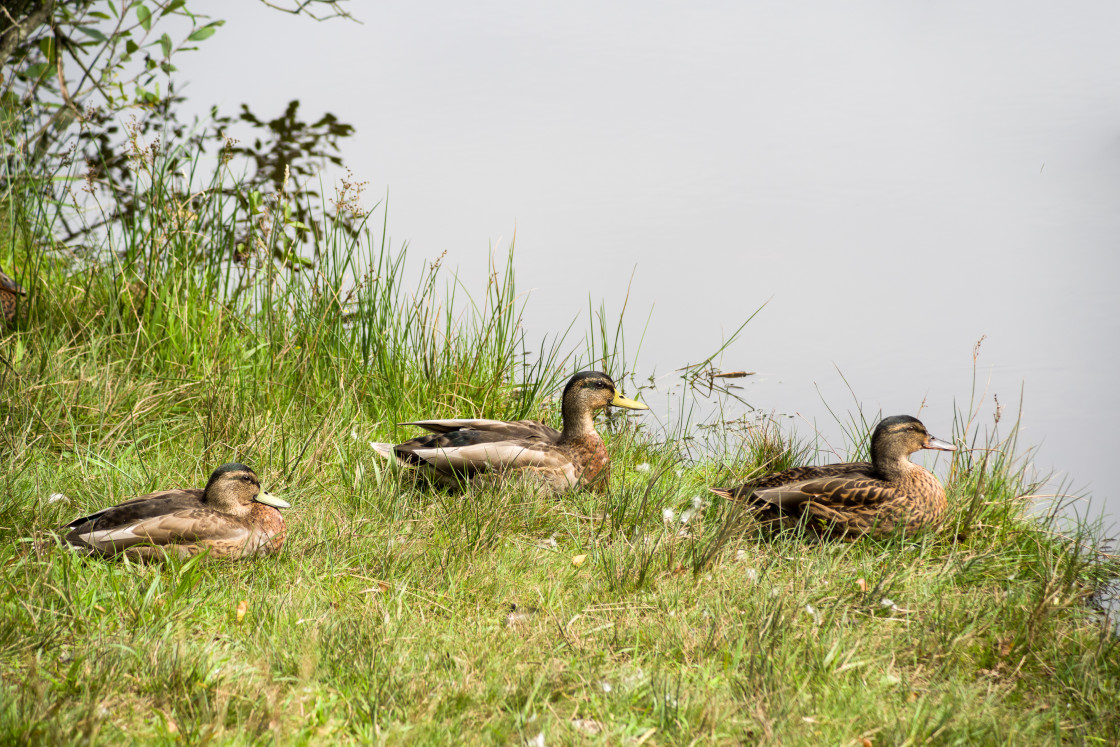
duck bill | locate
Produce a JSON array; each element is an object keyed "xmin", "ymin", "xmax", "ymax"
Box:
[
  {"xmin": 254, "ymin": 491, "xmax": 291, "ymax": 509},
  {"xmin": 924, "ymin": 435, "xmax": 957, "ymax": 451},
  {"xmin": 610, "ymin": 392, "xmax": 649, "ymax": 410}
]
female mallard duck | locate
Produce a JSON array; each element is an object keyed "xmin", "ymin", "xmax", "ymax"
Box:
[
  {"xmin": 711, "ymin": 415, "xmax": 956, "ymax": 537},
  {"xmin": 0, "ymin": 265, "xmax": 26, "ymax": 325},
  {"xmin": 372, "ymin": 371, "xmax": 649, "ymax": 491},
  {"xmin": 62, "ymin": 463, "xmax": 289, "ymax": 560}
]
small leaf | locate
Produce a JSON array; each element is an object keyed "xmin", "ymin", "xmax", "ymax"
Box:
[
  {"xmin": 160, "ymin": 62, "xmax": 176, "ymax": 74},
  {"xmin": 236, "ymin": 599, "xmax": 248, "ymax": 623},
  {"xmin": 126, "ymin": 39, "xmax": 139, "ymax": 54},
  {"xmin": 134, "ymin": 85, "xmax": 158, "ymax": 104},
  {"xmin": 77, "ymin": 26, "xmax": 108, "ymax": 43},
  {"xmin": 23, "ymin": 63, "xmax": 50, "ymax": 80},
  {"xmin": 188, "ymin": 26, "xmax": 218, "ymax": 42},
  {"xmin": 38, "ymin": 38, "xmax": 56, "ymax": 61},
  {"xmin": 136, "ymin": 5, "xmax": 152, "ymax": 30},
  {"xmin": 162, "ymin": 0, "xmax": 187, "ymax": 15},
  {"xmin": 572, "ymin": 554, "xmax": 587, "ymax": 567},
  {"xmin": 287, "ymin": 221, "xmax": 310, "ymax": 231},
  {"xmin": 159, "ymin": 33, "xmax": 172, "ymax": 59}
]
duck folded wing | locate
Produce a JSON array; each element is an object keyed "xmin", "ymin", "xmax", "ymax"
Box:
[
  {"xmin": 750, "ymin": 462, "xmax": 873, "ymax": 488},
  {"xmin": 63, "ymin": 491, "xmax": 196, "ymax": 531},
  {"xmin": 401, "ymin": 419, "xmax": 561, "ymax": 440},
  {"xmin": 66, "ymin": 507, "xmax": 247, "ymax": 555},
  {"xmin": 712, "ymin": 463, "xmax": 875, "ymax": 505},
  {"xmin": 754, "ymin": 476, "xmax": 900, "ymax": 510},
  {"xmin": 408, "ymin": 440, "xmax": 574, "ymax": 476}
]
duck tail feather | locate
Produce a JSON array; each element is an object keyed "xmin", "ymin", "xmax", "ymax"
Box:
[{"xmin": 369, "ymin": 442, "xmax": 399, "ymax": 461}]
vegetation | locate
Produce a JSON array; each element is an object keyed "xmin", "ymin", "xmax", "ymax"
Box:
[{"xmin": 2, "ymin": 3, "xmax": 1118, "ymax": 745}]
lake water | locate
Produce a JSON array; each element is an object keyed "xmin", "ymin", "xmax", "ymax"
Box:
[{"xmin": 174, "ymin": 1, "xmax": 1120, "ymax": 528}]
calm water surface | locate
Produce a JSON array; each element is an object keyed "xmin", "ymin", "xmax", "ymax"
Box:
[{"xmin": 177, "ymin": 1, "xmax": 1120, "ymax": 526}]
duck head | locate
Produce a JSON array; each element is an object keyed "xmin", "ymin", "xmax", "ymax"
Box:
[
  {"xmin": 203, "ymin": 463, "xmax": 290, "ymax": 516},
  {"xmin": 562, "ymin": 371, "xmax": 647, "ymax": 413},
  {"xmin": 560, "ymin": 371, "xmax": 648, "ymax": 435},
  {"xmin": 870, "ymin": 415, "xmax": 956, "ymax": 463}
]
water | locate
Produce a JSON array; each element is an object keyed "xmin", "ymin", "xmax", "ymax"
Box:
[{"xmin": 174, "ymin": 1, "xmax": 1120, "ymax": 526}]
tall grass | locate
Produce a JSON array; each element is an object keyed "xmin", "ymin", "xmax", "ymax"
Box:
[
  {"xmin": 1, "ymin": 123, "xmax": 578, "ymax": 490},
  {"xmin": 2, "ymin": 123, "xmax": 1119, "ymax": 744}
]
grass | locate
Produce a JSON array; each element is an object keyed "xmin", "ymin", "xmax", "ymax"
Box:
[{"xmin": 1, "ymin": 124, "xmax": 1119, "ymax": 745}]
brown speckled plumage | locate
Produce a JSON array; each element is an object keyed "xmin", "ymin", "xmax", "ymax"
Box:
[
  {"xmin": 372, "ymin": 371, "xmax": 648, "ymax": 492},
  {"xmin": 711, "ymin": 415, "xmax": 956, "ymax": 537},
  {"xmin": 62, "ymin": 463, "xmax": 289, "ymax": 560},
  {"xmin": 0, "ymin": 266, "xmax": 26, "ymax": 325},
  {"xmin": 567, "ymin": 435, "xmax": 611, "ymax": 490}
]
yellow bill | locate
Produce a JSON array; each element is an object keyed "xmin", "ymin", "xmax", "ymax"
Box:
[
  {"xmin": 254, "ymin": 491, "xmax": 291, "ymax": 509},
  {"xmin": 610, "ymin": 391, "xmax": 649, "ymax": 410}
]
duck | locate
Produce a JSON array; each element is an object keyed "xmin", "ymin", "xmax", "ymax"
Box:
[
  {"xmin": 61, "ymin": 463, "xmax": 289, "ymax": 560},
  {"xmin": 371, "ymin": 370, "xmax": 649, "ymax": 491},
  {"xmin": 710, "ymin": 415, "xmax": 956, "ymax": 537},
  {"xmin": 0, "ymin": 265, "xmax": 26, "ymax": 325}
]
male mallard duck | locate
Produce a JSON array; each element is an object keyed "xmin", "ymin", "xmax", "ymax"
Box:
[
  {"xmin": 0, "ymin": 266, "xmax": 26, "ymax": 325},
  {"xmin": 711, "ymin": 415, "xmax": 956, "ymax": 537},
  {"xmin": 372, "ymin": 370, "xmax": 649, "ymax": 491},
  {"xmin": 61, "ymin": 463, "xmax": 289, "ymax": 560}
]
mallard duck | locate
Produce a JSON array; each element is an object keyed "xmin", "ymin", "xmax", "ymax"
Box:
[
  {"xmin": 371, "ymin": 370, "xmax": 649, "ymax": 491},
  {"xmin": 61, "ymin": 463, "xmax": 289, "ymax": 560},
  {"xmin": 0, "ymin": 266, "xmax": 26, "ymax": 325},
  {"xmin": 711, "ymin": 415, "xmax": 956, "ymax": 537}
]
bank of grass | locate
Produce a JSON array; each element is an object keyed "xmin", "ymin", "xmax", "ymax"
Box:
[{"xmin": 2, "ymin": 132, "xmax": 1119, "ymax": 745}]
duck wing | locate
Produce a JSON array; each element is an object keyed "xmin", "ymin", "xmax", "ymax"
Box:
[
  {"xmin": 400, "ymin": 419, "xmax": 561, "ymax": 440},
  {"xmin": 63, "ymin": 489, "xmax": 248, "ymax": 555},
  {"xmin": 760, "ymin": 474, "xmax": 899, "ymax": 512},
  {"xmin": 712, "ymin": 462, "xmax": 877, "ymax": 509},
  {"xmin": 389, "ymin": 420, "xmax": 572, "ymax": 481},
  {"xmin": 63, "ymin": 489, "xmax": 202, "ymax": 531}
]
